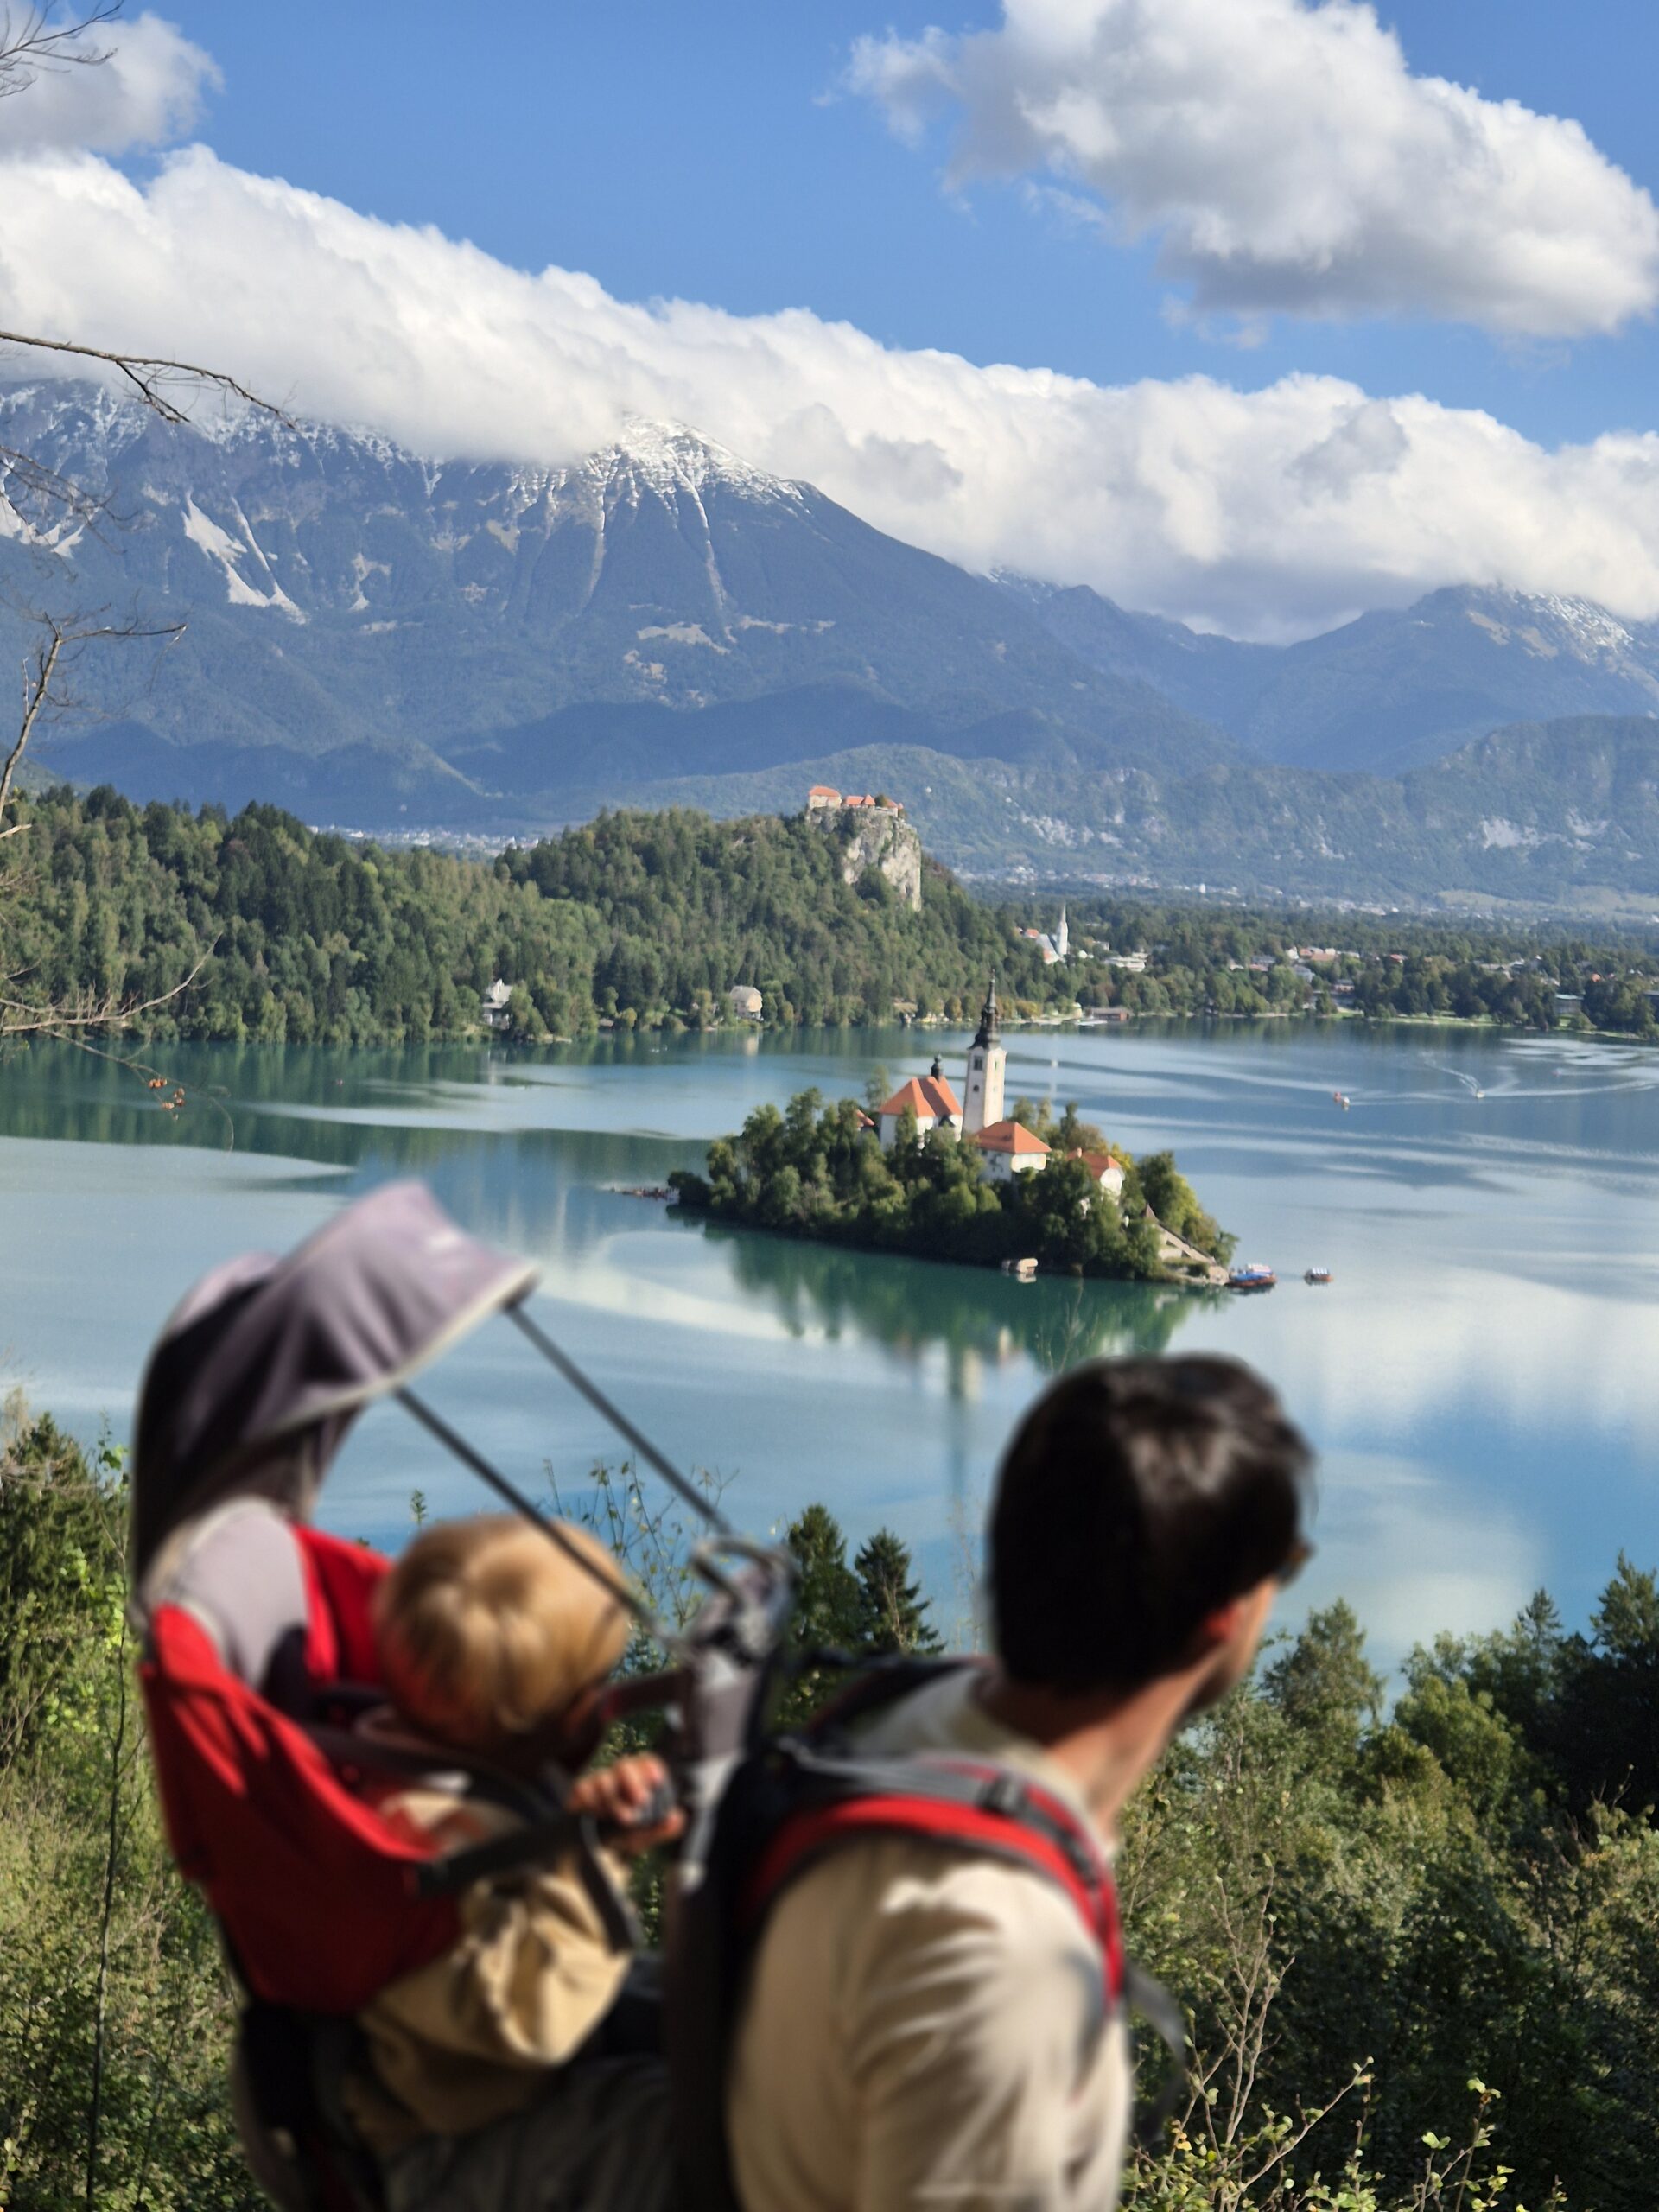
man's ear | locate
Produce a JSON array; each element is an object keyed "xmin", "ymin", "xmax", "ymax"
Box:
[{"xmin": 1193, "ymin": 1593, "xmax": 1250, "ymax": 1654}]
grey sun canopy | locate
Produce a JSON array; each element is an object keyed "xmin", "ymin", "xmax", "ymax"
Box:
[{"xmin": 132, "ymin": 1181, "xmax": 540, "ymax": 1584}]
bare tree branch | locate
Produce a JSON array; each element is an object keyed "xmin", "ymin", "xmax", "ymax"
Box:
[
  {"xmin": 0, "ymin": 439, "xmax": 108, "ymax": 531},
  {"xmin": 0, "ymin": 606, "xmax": 186, "ymax": 832},
  {"xmin": 0, "ymin": 950, "xmax": 210, "ymax": 1037},
  {"xmin": 0, "ymin": 3, "xmax": 120, "ymax": 96},
  {"xmin": 0, "ymin": 329, "xmax": 292, "ymax": 429}
]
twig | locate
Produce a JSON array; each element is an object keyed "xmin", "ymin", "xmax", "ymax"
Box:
[{"xmin": 0, "ymin": 328, "xmax": 291, "ymax": 429}]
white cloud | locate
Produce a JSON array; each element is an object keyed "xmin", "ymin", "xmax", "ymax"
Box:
[
  {"xmin": 0, "ymin": 10, "xmax": 215, "ymax": 154},
  {"xmin": 848, "ymin": 0, "xmax": 1659, "ymax": 339},
  {"xmin": 10, "ymin": 141, "xmax": 1659, "ymax": 637}
]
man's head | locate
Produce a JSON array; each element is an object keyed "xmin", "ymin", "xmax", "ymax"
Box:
[
  {"xmin": 375, "ymin": 1514, "xmax": 632, "ymax": 1760},
  {"xmin": 988, "ymin": 1356, "xmax": 1312, "ymax": 1708}
]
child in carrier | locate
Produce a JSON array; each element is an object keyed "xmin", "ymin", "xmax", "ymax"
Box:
[{"xmin": 342, "ymin": 1512, "xmax": 678, "ymax": 2171}]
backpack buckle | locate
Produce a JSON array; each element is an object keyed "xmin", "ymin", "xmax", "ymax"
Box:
[{"xmin": 978, "ymin": 1770, "xmax": 1028, "ymax": 1820}]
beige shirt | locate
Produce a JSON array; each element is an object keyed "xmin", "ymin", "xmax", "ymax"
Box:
[
  {"xmin": 728, "ymin": 1670, "xmax": 1133, "ymax": 2212},
  {"xmin": 344, "ymin": 1788, "xmax": 631, "ymax": 2158}
]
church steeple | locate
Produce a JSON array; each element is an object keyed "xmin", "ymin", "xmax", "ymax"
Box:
[
  {"xmin": 963, "ymin": 973, "xmax": 1006, "ymax": 1136},
  {"xmin": 972, "ymin": 974, "xmax": 1001, "ymax": 1051}
]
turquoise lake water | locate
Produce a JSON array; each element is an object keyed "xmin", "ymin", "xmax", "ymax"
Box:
[{"xmin": 3, "ymin": 1020, "xmax": 1656, "ymax": 1672}]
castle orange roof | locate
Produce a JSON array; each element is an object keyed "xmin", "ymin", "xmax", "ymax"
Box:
[
  {"xmin": 809, "ymin": 784, "xmax": 841, "ymax": 798},
  {"xmin": 973, "ymin": 1119, "xmax": 1051, "ymax": 1155},
  {"xmin": 879, "ymin": 1074, "xmax": 961, "ymax": 1122}
]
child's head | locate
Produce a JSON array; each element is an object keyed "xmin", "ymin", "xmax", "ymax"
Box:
[{"xmin": 375, "ymin": 1515, "xmax": 632, "ymax": 1759}]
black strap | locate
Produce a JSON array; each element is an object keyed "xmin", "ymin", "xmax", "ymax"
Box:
[{"xmin": 300, "ymin": 1722, "xmax": 556, "ymax": 1826}]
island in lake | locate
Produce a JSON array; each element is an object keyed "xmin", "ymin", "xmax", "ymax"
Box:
[{"xmin": 671, "ymin": 980, "xmax": 1234, "ymax": 1284}]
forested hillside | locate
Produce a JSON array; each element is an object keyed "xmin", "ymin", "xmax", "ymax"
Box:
[{"xmin": 0, "ymin": 789, "xmax": 1074, "ymax": 1043}]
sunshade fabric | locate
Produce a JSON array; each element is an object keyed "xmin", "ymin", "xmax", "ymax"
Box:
[{"xmin": 132, "ymin": 1180, "xmax": 539, "ymax": 1580}]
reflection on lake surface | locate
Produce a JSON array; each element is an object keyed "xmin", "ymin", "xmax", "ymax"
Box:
[{"xmin": 3, "ymin": 1020, "xmax": 1656, "ymax": 1671}]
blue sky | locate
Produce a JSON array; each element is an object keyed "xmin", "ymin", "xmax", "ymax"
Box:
[
  {"xmin": 147, "ymin": 0, "xmax": 1659, "ymax": 448},
  {"xmin": 7, "ymin": 0, "xmax": 1659, "ymax": 637}
]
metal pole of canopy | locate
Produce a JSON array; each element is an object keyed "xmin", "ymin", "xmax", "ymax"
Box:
[
  {"xmin": 506, "ymin": 1304, "xmax": 733, "ymax": 1538},
  {"xmin": 396, "ymin": 1385, "xmax": 658, "ymax": 1630}
]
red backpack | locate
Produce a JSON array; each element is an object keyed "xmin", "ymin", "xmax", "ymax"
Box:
[{"xmin": 664, "ymin": 1656, "xmax": 1184, "ymax": 2212}]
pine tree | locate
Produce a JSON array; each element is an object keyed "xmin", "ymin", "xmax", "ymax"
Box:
[
  {"xmin": 785, "ymin": 1504, "xmax": 862, "ymax": 1655},
  {"xmin": 854, "ymin": 1528, "xmax": 941, "ymax": 1656}
]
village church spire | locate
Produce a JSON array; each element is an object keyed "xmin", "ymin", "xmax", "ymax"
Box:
[{"xmin": 963, "ymin": 974, "xmax": 1006, "ymax": 1135}]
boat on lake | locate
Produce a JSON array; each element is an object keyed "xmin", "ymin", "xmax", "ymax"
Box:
[
  {"xmin": 1305, "ymin": 1267, "xmax": 1333, "ymax": 1286},
  {"xmin": 1227, "ymin": 1262, "xmax": 1277, "ymax": 1292}
]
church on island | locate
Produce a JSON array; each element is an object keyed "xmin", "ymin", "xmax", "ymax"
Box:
[{"xmin": 875, "ymin": 980, "xmax": 1126, "ymax": 1198}]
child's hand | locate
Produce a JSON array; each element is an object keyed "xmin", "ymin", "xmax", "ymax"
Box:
[{"xmin": 567, "ymin": 1753, "xmax": 684, "ymax": 1853}]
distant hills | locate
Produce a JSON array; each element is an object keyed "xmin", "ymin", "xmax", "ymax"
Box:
[
  {"xmin": 1003, "ymin": 575, "xmax": 1659, "ymax": 775},
  {"xmin": 5, "ymin": 379, "xmax": 1659, "ymax": 910}
]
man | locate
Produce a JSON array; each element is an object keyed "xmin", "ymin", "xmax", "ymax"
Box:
[{"xmin": 727, "ymin": 1354, "xmax": 1313, "ymax": 2212}]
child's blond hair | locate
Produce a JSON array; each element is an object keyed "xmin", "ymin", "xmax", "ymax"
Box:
[{"xmin": 374, "ymin": 1515, "xmax": 632, "ymax": 1758}]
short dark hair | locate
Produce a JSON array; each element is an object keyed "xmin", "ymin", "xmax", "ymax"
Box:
[{"xmin": 988, "ymin": 1356, "xmax": 1312, "ymax": 1694}]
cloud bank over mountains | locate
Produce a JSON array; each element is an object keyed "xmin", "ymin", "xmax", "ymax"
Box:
[
  {"xmin": 849, "ymin": 0, "xmax": 1659, "ymax": 340},
  {"xmin": 0, "ymin": 10, "xmax": 214, "ymax": 154},
  {"xmin": 5, "ymin": 10, "xmax": 1659, "ymax": 640}
]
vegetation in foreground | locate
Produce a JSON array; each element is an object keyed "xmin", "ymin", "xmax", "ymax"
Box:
[
  {"xmin": 670, "ymin": 1085, "xmax": 1232, "ymax": 1281},
  {"xmin": 5, "ymin": 1401, "xmax": 1659, "ymax": 2209}
]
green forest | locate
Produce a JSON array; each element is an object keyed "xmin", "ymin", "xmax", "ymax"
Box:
[
  {"xmin": 0, "ymin": 788, "xmax": 1075, "ymax": 1044},
  {"xmin": 4, "ymin": 785, "xmax": 1659, "ymax": 1052},
  {"xmin": 5, "ymin": 1399, "xmax": 1657, "ymax": 2211},
  {"xmin": 671, "ymin": 1086, "xmax": 1232, "ymax": 1280}
]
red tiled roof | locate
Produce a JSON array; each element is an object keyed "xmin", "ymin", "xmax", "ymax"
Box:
[
  {"xmin": 973, "ymin": 1118, "xmax": 1050, "ymax": 1155},
  {"xmin": 879, "ymin": 1074, "xmax": 961, "ymax": 1122},
  {"xmin": 1067, "ymin": 1148, "xmax": 1125, "ymax": 1179},
  {"xmin": 809, "ymin": 784, "xmax": 841, "ymax": 798}
]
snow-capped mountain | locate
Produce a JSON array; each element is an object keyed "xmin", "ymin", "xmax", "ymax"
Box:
[
  {"xmin": 1005, "ymin": 575, "xmax": 1659, "ymax": 773},
  {"xmin": 0, "ymin": 381, "xmax": 1217, "ymax": 817},
  {"xmin": 10, "ymin": 379, "xmax": 1659, "ymax": 904}
]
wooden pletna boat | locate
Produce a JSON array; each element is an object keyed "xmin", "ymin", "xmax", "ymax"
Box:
[
  {"xmin": 1226, "ymin": 1262, "xmax": 1276, "ymax": 1292},
  {"xmin": 1304, "ymin": 1266, "xmax": 1333, "ymax": 1286}
]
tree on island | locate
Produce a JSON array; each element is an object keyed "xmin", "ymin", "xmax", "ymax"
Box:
[{"xmin": 673, "ymin": 1086, "xmax": 1215, "ymax": 1281}]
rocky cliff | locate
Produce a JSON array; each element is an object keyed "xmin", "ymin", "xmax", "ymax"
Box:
[{"xmin": 812, "ymin": 807, "xmax": 923, "ymax": 910}]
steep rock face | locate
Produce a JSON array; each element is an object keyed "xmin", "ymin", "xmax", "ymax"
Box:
[{"xmin": 810, "ymin": 808, "xmax": 923, "ymax": 910}]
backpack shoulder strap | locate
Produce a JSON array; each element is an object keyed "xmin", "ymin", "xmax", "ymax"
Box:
[{"xmin": 741, "ymin": 1747, "xmax": 1126, "ymax": 2005}]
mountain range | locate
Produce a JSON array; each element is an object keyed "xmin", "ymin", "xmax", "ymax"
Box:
[{"xmin": 5, "ymin": 379, "xmax": 1659, "ymax": 910}]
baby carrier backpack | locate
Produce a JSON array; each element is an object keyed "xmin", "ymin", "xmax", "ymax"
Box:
[{"xmin": 130, "ymin": 1181, "xmax": 1184, "ymax": 2212}]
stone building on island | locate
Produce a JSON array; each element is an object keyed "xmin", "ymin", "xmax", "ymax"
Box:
[
  {"xmin": 868, "ymin": 974, "xmax": 1220, "ymax": 1278},
  {"xmin": 876, "ymin": 1061, "xmax": 960, "ymax": 1148},
  {"xmin": 972, "ymin": 1117, "xmax": 1050, "ymax": 1184},
  {"xmin": 874, "ymin": 976, "xmax": 1135, "ymax": 1198},
  {"xmin": 962, "ymin": 976, "xmax": 1006, "ymax": 1135}
]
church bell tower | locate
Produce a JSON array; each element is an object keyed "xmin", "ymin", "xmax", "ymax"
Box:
[{"xmin": 963, "ymin": 976, "xmax": 1006, "ymax": 1135}]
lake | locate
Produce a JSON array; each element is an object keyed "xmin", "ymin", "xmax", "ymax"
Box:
[{"xmin": 3, "ymin": 1019, "xmax": 1656, "ymax": 1674}]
